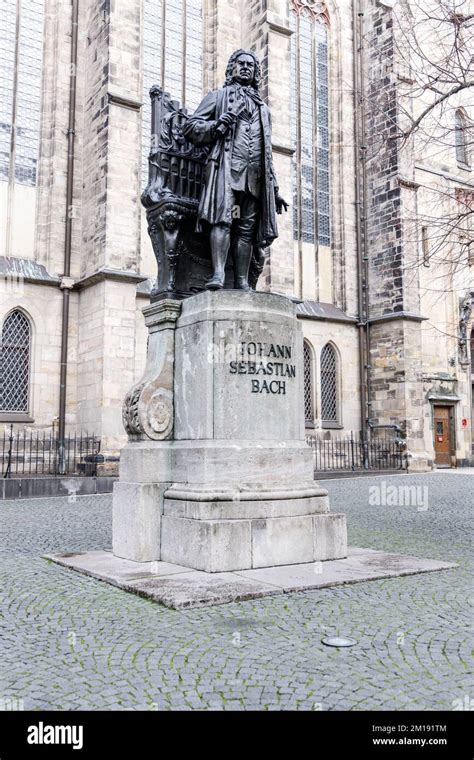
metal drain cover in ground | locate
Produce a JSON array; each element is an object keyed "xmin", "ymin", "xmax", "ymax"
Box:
[{"xmin": 322, "ymin": 636, "xmax": 357, "ymax": 648}]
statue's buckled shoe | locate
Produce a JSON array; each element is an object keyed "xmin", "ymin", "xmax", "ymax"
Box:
[
  {"xmin": 234, "ymin": 276, "xmax": 250, "ymax": 291},
  {"xmin": 206, "ymin": 273, "xmax": 225, "ymax": 290}
]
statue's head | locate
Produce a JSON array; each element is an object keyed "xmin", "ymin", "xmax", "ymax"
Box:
[{"xmin": 224, "ymin": 49, "xmax": 261, "ymax": 91}]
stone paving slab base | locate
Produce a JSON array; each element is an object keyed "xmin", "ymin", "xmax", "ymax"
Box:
[{"xmin": 44, "ymin": 548, "xmax": 457, "ymax": 610}]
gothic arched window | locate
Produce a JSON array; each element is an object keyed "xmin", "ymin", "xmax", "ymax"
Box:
[
  {"xmin": 303, "ymin": 340, "xmax": 315, "ymax": 426},
  {"xmin": 141, "ymin": 0, "xmax": 204, "ymax": 182},
  {"xmin": 290, "ymin": 0, "xmax": 331, "ymax": 249},
  {"xmin": 455, "ymin": 110, "xmax": 470, "ymax": 167},
  {"xmin": 0, "ymin": 310, "xmax": 31, "ymax": 413},
  {"xmin": 320, "ymin": 342, "xmax": 339, "ymax": 426}
]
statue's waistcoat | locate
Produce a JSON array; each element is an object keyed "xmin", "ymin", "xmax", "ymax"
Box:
[{"xmin": 230, "ymin": 99, "xmax": 263, "ymax": 198}]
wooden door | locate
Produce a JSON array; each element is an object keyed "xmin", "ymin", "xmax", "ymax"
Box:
[{"xmin": 434, "ymin": 406, "xmax": 452, "ymax": 467}]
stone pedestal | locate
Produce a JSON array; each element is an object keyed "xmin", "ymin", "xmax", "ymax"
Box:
[{"xmin": 113, "ymin": 290, "xmax": 347, "ymax": 571}]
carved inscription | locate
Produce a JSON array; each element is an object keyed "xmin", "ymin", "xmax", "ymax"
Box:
[{"xmin": 229, "ymin": 342, "xmax": 296, "ymax": 395}]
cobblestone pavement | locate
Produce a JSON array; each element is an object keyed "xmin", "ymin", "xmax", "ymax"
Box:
[{"xmin": 0, "ymin": 473, "xmax": 472, "ymax": 711}]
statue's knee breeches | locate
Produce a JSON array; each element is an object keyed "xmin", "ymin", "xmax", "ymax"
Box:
[{"xmin": 232, "ymin": 193, "xmax": 259, "ymax": 243}]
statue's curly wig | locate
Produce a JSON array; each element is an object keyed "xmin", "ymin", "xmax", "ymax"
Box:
[{"xmin": 224, "ymin": 49, "xmax": 261, "ymax": 91}]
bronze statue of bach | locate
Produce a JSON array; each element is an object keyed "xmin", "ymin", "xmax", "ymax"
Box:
[{"xmin": 182, "ymin": 49, "xmax": 288, "ymax": 291}]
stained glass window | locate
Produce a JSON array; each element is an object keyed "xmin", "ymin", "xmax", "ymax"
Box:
[
  {"xmin": 0, "ymin": 310, "xmax": 31, "ymax": 413},
  {"xmin": 141, "ymin": 0, "xmax": 204, "ymax": 183},
  {"xmin": 0, "ymin": 0, "xmax": 44, "ymax": 186},
  {"xmin": 290, "ymin": 0, "xmax": 331, "ymax": 246}
]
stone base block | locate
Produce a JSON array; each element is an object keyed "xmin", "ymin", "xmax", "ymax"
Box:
[
  {"xmin": 160, "ymin": 511, "xmax": 347, "ymax": 572},
  {"xmin": 112, "ymin": 481, "xmax": 167, "ymax": 562},
  {"xmin": 252, "ymin": 515, "xmax": 315, "ymax": 567},
  {"xmin": 119, "ymin": 439, "xmax": 317, "ymax": 486},
  {"xmin": 163, "ymin": 490, "xmax": 329, "ymax": 520},
  {"xmin": 161, "ymin": 516, "xmax": 252, "ymax": 572},
  {"xmin": 313, "ymin": 513, "xmax": 347, "ymax": 561}
]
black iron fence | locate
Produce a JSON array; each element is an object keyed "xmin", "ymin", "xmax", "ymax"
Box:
[
  {"xmin": 306, "ymin": 432, "xmax": 406, "ymax": 472},
  {"xmin": 2, "ymin": 425, "xmax": 101, "ymax": 478}
]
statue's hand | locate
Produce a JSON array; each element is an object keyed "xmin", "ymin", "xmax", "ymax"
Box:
[
  {"xmin": 215, "ymin": 112, "xmax": 236, "ymax": 136},
  {"xmin": 218, "ymin": 112, "xmax": 235, "ymax": 127},
  {"xmin": 275, "ymin": 193, "xmax": 289, "ymax": 215}
]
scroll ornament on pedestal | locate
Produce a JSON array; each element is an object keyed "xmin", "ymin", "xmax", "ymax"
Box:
[
  {"xmin": 122, "ymin": 382, "xmax": 174, "ymax": 441},
  {"xmin": 122, "ymin": 300, "xmax": 181, "ymax": 441}
]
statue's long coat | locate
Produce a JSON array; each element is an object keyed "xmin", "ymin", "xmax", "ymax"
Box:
[{"xmin": 182, "ymin": 84, "xmax": 279, "ymax": 247}]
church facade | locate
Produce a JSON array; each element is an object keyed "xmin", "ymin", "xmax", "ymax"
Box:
[{"xmin": 1, "ymin": 0, "xmax": 473, "ymax": 469}]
